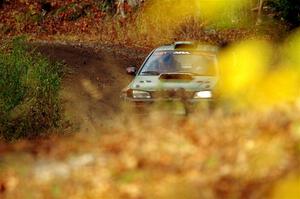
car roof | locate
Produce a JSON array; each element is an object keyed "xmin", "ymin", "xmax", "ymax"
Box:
[{"xmin": 155, "ymin": 41, "xmax": 219, "ymax": 54}]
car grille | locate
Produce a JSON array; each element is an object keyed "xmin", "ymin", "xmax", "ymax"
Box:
[{"xmin": 151, "ymin": 89, "xmax": 194, "ymax": 99}]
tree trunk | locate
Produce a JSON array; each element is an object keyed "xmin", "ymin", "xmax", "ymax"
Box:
[
  {"xmin": 116, "ymin": 0, "xmax": 126, "ymax": 18},
  {"xmin": 128, "ymin": 0, "xmax": 138, "ymax": 7},
  {"xmin": 256, "ymin": 0, "xmax": 264, "ymax": 25}
]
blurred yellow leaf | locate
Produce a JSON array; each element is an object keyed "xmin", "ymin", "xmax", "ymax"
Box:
[{"xmin": 272, "ymin": 175, "xmax": 300, "ymax": 199}]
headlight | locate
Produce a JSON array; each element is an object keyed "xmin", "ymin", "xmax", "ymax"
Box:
[
  {"xmin": 194, "ymin": 91, "xmax": 212, "ymax": 99},
  {"xmin": 132, "ymin": 90, "xmax": 151, "ymax": 99}
]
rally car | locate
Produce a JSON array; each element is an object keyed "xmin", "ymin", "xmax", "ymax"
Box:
[{"xmin": 121, "ymin": 41, "xmax": 219, "ymax": 114}]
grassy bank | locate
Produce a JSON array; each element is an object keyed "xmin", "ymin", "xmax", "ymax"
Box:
[
  {"xmin": 0, "ymin": 37, "xmax": 63, "ymax": 140},
  {"xmin": 0, "ymin": 0, "xmax": 290, "ymax": 48}
]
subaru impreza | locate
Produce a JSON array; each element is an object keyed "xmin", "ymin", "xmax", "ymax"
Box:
[{"xmin": 121, "ymin": 41, "xmax": 219, "ymax": 114}]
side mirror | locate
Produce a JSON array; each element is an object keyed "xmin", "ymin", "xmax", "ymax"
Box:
[{"xmin": 126, "ymin": 66, "xmax": 137, "ymax": 76}]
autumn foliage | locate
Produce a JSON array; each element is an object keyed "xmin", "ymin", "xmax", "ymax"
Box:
[{"xmin": 0, "ymin": 0, "xmax": 262, "ymax": 46}]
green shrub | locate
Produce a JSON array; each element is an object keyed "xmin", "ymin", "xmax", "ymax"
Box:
[{"xmin": 0, "ymin": 37, "xmax": 63, "ymax": 140}]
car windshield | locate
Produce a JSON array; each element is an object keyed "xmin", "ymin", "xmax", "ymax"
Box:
[{"xmin": 140, "ymin": 51, "xmax": 217, "ymax": 76}]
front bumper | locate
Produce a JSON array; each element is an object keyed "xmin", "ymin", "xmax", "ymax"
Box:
[
  {"xmin": 123, "ymin": 96, "xmax": 213, "ymax": 103},
  {"xmin": 122, "ymin": 96, "xmax": 215, "ymax": 112}
]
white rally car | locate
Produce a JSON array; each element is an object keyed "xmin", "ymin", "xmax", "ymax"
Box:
[{"xmin": 122, "ymin": 41, "xmax": 219, "ymax": 114}]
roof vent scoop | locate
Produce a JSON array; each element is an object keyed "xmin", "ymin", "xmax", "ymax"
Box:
[
  {"xmin": 174, "ymin": 41, "xmax": 219, "ymax": 53},
  {"xmin": 174, "ymin": 41, "xmax": 196, "ymax": 50}
]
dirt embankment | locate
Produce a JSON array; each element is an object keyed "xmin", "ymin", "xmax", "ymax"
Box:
[{"xmin": 36, "ymin": 43, "xmax": 149, "ymax": 132}]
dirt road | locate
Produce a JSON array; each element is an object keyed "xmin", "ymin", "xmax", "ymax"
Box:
[{"xmin": 37, "ymin": 43, "xmax": 147, "ymax": 131}]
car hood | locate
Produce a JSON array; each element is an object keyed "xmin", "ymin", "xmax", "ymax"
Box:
[{"xmin": 128, "ymin": 74, "xmax": 218, "ymax": 91}]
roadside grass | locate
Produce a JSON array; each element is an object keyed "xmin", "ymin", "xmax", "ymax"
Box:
[
  {"xmin": 0, "ymin": 37, "xmax": 64, "ymax": 140},
  {"xmin": 41, "ymin": 16, "xmax": 253, "ymax": 50}
]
